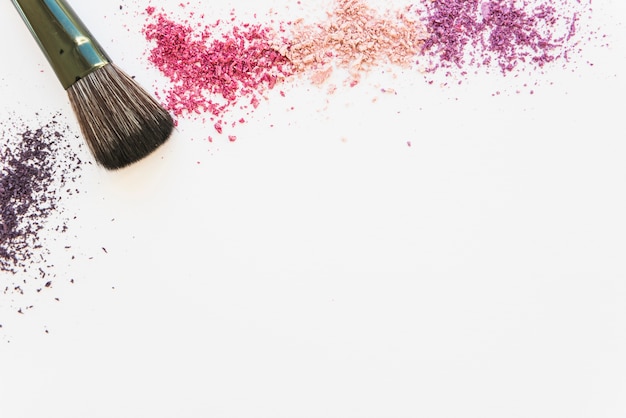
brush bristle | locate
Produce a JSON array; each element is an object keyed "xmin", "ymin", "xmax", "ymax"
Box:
[{"xmin": 67, "ymin": 63, "xmax": 174, "ymax": 170}]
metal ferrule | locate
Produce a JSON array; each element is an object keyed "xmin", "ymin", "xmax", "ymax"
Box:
[{"xmin": 12, "ymin": 0, "xmax": 110, "ymax": 89}]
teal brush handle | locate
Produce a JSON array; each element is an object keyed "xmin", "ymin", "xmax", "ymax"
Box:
[{"xmin": 11, "ymin": 0, "xmax": 110, "ymax": 89}]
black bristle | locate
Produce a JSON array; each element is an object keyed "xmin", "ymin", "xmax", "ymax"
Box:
[{"xmin": 67, "ymin": 63, "xmax": 174, "ymax": 170}]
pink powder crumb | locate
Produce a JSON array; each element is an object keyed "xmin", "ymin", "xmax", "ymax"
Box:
[
  {"xmin": 311, "ymin": 66, "xmax": 333, "ymax": 85},
  {"xmin": 145, "ymin": 6, "xmax": 155, "ymax": 15},
  {"xmin": 228, "ymin": 135, "xmax": 237, "ymax": 142},
  {"xmin": 214, "ymin": 122, "xmax": 223, "ymax": 134}
]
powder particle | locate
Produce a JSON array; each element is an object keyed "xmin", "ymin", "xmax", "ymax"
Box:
[
  {"xmin": 1, "ymin": 114, "xmax": 82, "ymax": 279},
  {"xmin": 284, "ymin": 0, "xmax": 428, "ymax": 84}
]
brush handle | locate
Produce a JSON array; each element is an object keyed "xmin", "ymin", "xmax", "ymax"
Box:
[{"xmin": 11, "ymin": 0, "xmax": 110, "ymax": 89}]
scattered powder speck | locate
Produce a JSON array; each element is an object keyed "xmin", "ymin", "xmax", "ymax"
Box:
[{"xmin": 1, "ymin": 114, "xmax": 83, "ymax": 306}]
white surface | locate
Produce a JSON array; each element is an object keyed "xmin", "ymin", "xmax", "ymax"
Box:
[{"xmin": 1, "ymin": 0, "xmax": 626, "ymax": 417}]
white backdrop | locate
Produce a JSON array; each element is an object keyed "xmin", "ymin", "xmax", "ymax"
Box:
[{"xmin": 1, "ymin": 0, "xmax": 626, "ymax": 417}]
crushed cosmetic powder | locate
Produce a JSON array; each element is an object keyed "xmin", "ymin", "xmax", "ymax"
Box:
[
  {"xmin": 420, "ymin": 0, "xmax": 588, "ymax": 75},
  {"xmin": 1, "ymin": 114, "xmax": 82, "ymax": 285},
  {"xmin": 141, "ymin": 0, "xmax": 429, "ymax": 134},
  {"xmin": 283, "ymin": 0, "xmax": 428, "ymax": 86},
  {"xmin": 138, "ymin": 0, "xmax": 597, "ymax": 137},
  {"xmin": 143, "ymin": 7, "xmax": 292, "ymax": 133}
]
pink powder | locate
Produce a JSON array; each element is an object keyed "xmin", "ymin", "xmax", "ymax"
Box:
[
  {"xmin": 282, "ymin": 0, "xmax": 428, "ymax": 85},
  {"xmin": 143, "ymin": 11, "xmax": 292, "ymax": 129}
]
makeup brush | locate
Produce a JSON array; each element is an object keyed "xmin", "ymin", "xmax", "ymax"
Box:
[{"xmin": 11, "ymin": 0, "xmax": 174, "ymax": 170}]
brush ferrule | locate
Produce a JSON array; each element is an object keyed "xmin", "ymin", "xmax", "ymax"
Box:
[{"xmin": 12, "ymin": 0, "xmax": 111, "ymax": 89}]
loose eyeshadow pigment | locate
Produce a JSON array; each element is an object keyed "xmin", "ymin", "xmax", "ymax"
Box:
[
  {"xmin": 143, "ymin": 7, "xmax": 292, "ymax": 133},
  {"xmin": 1, "ymin": 114, "xmax": 82, "ymax": 287},
  {"xmin": 140, "ymin": 0, "xmax": 596, "ymax": 134},
  {"xmin": 420, "ymin": 0, "xmax": 590, "ymax": 76},
  {"xmin": 282, "ymin": 0, "xmax": 428, "ymax": 86}
]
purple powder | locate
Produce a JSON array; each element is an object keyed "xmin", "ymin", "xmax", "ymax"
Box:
[
  {"xmin": 1, "ymin": 114, "xmax": 83, "ymax": 284},
  {"xmin": 420, "ymin": 0, "xmax": 588, "ymax": 76},
  {"xmin": 421, "ymin": 0, "xmax": 482, "ymax": 69}
]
